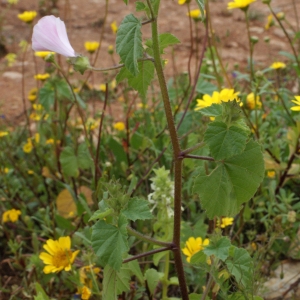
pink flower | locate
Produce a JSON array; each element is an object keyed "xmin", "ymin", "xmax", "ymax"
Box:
[{"xmin": 32, "ymin": 15, "xmax": 76, "ymax": 57}]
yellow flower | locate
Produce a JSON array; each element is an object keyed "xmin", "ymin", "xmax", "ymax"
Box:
[
  {"xmin": 220, "ymin": 217, "xmax": 234, "ymax": 228},
  {"xmin": 28, "ymin": 170, "xmax": 34, "ymax": 175},
  {"xmin": 267, "ymin": 170, "xmax": 275, "ymax": 178},
  {"xmin": 34, "ymin": 73, "xmax": 50, "ymax": 81},
  {"xmin": 28, "ymin": 88, "xmax": 38, "ymax": 102},
  {"xmin": 195, "ymin": 89, "xmax": 240, "ymax": 110},
  {"xmin": 30, "ymin": 112, "xmax": 41, "ymax": 121},
  {"xmin": 17, "ymin": 11, "xmax": 37, "ymax": 23},
  {"xmin": 99, "ymin": 84, "xmax": 106, "ymax": 92},
  {"xmin": 8, "ymin": 0, "xmax": 19, "ymax": 4},
  {"xmin": 246, "ymin": 92, "xmax": 262, "ymax": 109},
  {"xmin": 108, "ymin": 45, "xmax": 114, "ymax": 54},
  {"xmin": 33, "ymin": 104, "xmax": 43, "ymax": 111},
  {"xmin": 46, "ymin": 138, "xmax": 55, "ymax": 145},
  {"xmin": 35, "ymin": 51, "xmax": 55, "ymax": 58},
  {"xmin": 291, "ymin": 96, "xmax": 300, "ymax": 111},
  {"xmin": 113, "ymin": 122, "xmax": 125, "ymax": 131},
  {"xmin": 110, "ymin": 79, "xmax": 117, "ymax": 90},
  {"xmin": 3, "ymin": 167, "xmax": 10, "ymax": 174},
  {"xmin": 182, "ymin": 237, "xmax": 209, "ymax": 262},
  {"xmin": 0, "ymin": 131, "xmax": 9, "ymax": 138},
  {"xmin": 23, "ymin": 139, "xmax": 33, "ymax": 153},
  {"xmin": 270, "ymin": 62, "xmax": 286, "ymax": 69},
  {"xmin": 227, "ymin": 0, "xmax": 256, "ymax": 10},
  {"xmin": 178, "ymin": 0, "xmax": 190, "ymax": 5},
  {"xmin": 86, "ymin": 118, "xmax": 99, "ymax": 131},
  {"xmin": 2, "ymin": 209, "xmax": 21, "ymax": 223},
  {"xmin": 35, "ymin": 133, "xmax": 40, "ymax": 143},
  {"xmin": 111, "ymin": 21, "xmax": 118, "ymax": 34},
  {"xmin": 80, "ymin": 265, "xmax": 101, "ymax": 287},
  {"xmin": 187, "ymin": 9, "xmax": 205, "ymax": 21},
  {"xmin": 84, "ymin": 41, "xmax": 100, "ymax": 54},
  {"xmin": 39, "ymin": 236, "xmax": 80, "ymax": 274},
  {"xmin": 78, "ymin": 286, "xmax": 92, "ymax": 300},
  {"xmin": 5, "ymin": 53, "xmax": 17, "ymax": 67},
  {"xmin": 265, "ymin": 15, "xmax": 274, "ymax": 30}
]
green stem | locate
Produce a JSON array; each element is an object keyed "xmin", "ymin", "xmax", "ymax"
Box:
[
  {"xmin": 162, "ymin": 251, "xmax": 170, "ymax": 299},
  {"xmin": 127, "ymin": 226, "xmax": 172, "ymax": 247}
]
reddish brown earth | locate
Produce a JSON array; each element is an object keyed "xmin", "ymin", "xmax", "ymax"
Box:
[{"xmin": 0, "ymin": 0, "xmax": 299, "ymax": 123}]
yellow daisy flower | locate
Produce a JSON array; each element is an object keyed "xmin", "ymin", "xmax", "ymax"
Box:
[
  {"xmin": 246, "ymin": 92, "xmax": 262, "ymax": 109},
  {"xmin": 35, "ymin": 51, "xmax": 55, "ymax": 58},
  {"xmin": 187, "ymin": 9, "xmax": 205, "ymax": 21},
  {"xmin": 2, "ymin": 209, "xmax": 21, "ymax": 223},
  {"xmin": 265, "ymin": 15, "xmax": 274, "ymax": 30},
  {"xmin": 0, "ymin": 131, "xmax": 9, "ymax": 138},
  {"xmin": 195, "ymin": 88, "xmax": 240, "ymax": 110},
  {"xmin": 227, "ymin": 0, "xmax": 256, "ymax": 10},
  {"xmin": 110, "ymin": 21, "xmax": 118, "ymax": 34},
  {"xmin": 219, "ymin": 217, "xmax": 234, "ymax": 228},
  {"xmin": 17, "ymin": 11, "xmax": 37, "ymax": 23},
  {"xmin": 34, "ymin": 73, "xmax": 50, "ymax": 81},
  {"xmin": 113, "ymin": 122, "xmax": 125, "ymax": 131},
  {"xmin": 291, "ymin": 96, "xmax": 300, "ymax": 111},
  {"xmin": 270, "ymin": 62, "xmax": 286, "ymax": 69},
  {"xmin": 182, "ymin": 237, "xmax": 209, "ymax": 262},
  {"xmin": 84, "ymin": 41, "xmax": 100, "ymax": 54},
  {"xmin": 39, "ymin": 236, "xmax": 80, "ymax": 274}
]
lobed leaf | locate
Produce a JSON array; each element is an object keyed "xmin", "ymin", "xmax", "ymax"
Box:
[{"xmin": 116, "ymin": 14, "xmax": 143, "ymax": 76}]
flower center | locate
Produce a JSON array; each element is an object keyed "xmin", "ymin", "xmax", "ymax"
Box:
[{"xmin": 52, "ymin": 249, "xmax": 72, "ymax": 268}]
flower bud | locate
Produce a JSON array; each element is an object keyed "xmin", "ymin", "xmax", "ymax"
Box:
[
  {"xmin": 69, "ymin": 56, "xmax": 91, "ymax": 74},
  {"xmin": 44, "ymin": 53, "xmax": 56, "ymax": 64},
  {"xmin": 250, "ymin": 36, "xmax": 259, "ymax": 44},
  {"xmin": 264, "ymin": 36, "xmax": 270, "ymax": 43}
]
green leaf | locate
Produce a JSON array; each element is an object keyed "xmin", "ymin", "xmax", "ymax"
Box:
[
  {"xmin": 88, "ymin": 208, "xmax": 113, "ymax": 222},
  {"xmin": 123, "ymin": 259, "xmax": 145, "ymax": 284},
  {"xmin": 136, "ymin": 1, "xmax": 148, "ymax": 13},
  {"xmin": 195, "ymin": 0, "xmax": 205, "ymax": 21},
  {"xmin": 197, "ymin": 104, "xmax": 222, "ymax": 117},
  {"xmin": 189, "ymin": 250, "xmax": 207, "ymax": 265},
  {"xmin": 203, "ymin": 237, "xmax": 231, "ymax": 261},
  {"xmin": 116, "ymin": 60, "xmax": 155, "ymax": 98},
  {"xmin": 122, "ymin": 198, "xmax": 153, "ymax": 221},
  {"xmin": 144, "ymin": 268, "xmax": 163, "ymax": 295},
  {"xmin": 196, "ymin": 79, "xmax": 217, "ymax": 95},
  {"xmin": 108, "ymin": 137, "xmax": 127, "ymax": 164},
  {"xmin": 123, "ymin": 0, "xmax": 128, "ymax": 4},
  {"xmin": 91, "ymin": 216, "xmax": 129, "ymax": 271},
  {"xmin": 204, "ymin": 121, "xmax": 249, "ymax": 160},
  {"xmin": 102, "ymin": 264, "xmax": 130, "ymax": 300},
  {"xmin": 59, "ymin": 146, "xmax": 78, "ymax": 177},
  {"xmin": 225, "ymin": 246, "xmax": 253, "ymax": 287},
  {"xmin": 116, "ymin": 14, "xmax": 143, "ymax": 76},
  {"xmin": 145, "ymin": 33, "xmax": 180, "ymax": 54},
  {"xmin": 77, "ymin": 143, "xmax": 93, "ymax": 169},
  {"xmin": 34, "ymin": 283, "xmax": 49, "ymax": 300},
  {"xmin": 189, "ymin": 294, "xmax": 210, "ymax": 300},
  {"xmin": 39, "ymin": 82, "xmax": 55, "ymax": 111},
  {"xmin": 193, "ymin": 140, "xmax": 265, "ymax": 218}
]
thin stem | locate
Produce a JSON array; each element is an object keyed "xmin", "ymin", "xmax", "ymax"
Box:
[
  {"xmin": 123, "ymin": 247, "xmax": 171, "ymax": 264},
  {"xmin": 89, "ymin": 57, "xmax": 154, "ymax": 72},
  {"xmin": 180, "ymin": 142, "xmax": 205, "ymax": 156},
  {"xmin": 180, "ymin": 154, "xmax": 214, "ymax": 161},
  {"xmin": 201, "ymin": 272, "xmax": 214, "ymax": 300},
  {"xmin": 127, "ymin": 226, "xmax": 172, "ymax": 247},
  {"xmin": 162, "ymin": 251, "xmax": 170, "ymax": 299},
  {"xmin": 95, "ymin": 83, "xmax": 109, "ymax": 184},
  {"xmin": 206, "ymin": 0, "xmax": 231, "ymax": 88},
  {"xmin": 269, "ymin": 4, "xmax": 300, "ymax": 70},
  {"xmin": 177, "ymin": 16, "xmax": 208, "ymax": 130}
]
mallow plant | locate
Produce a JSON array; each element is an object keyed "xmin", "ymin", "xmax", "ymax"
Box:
[{"xmin": 29, "ymin": 0, "xmax": 266, "ymax": 299}]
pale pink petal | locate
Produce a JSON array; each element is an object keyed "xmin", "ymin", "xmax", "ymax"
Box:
[{"xmin": 32, "ymin": 15, "xmax": 76, "ymax": 57}]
